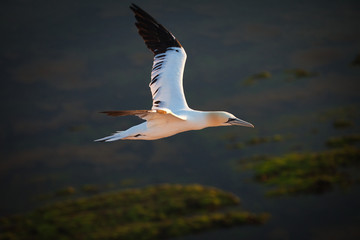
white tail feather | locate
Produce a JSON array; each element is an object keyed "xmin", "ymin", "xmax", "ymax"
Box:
[{"xmin": 94, "ymin": 132, "xmax": 124, "ymax": 142}]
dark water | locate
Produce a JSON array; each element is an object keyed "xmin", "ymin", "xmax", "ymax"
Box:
[{"xmin": 1, "ymin": 0, "xmax": 360, "ymax": 239}]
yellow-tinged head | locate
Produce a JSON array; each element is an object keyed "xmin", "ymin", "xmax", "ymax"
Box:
[{"xmin": 206, "ymin": 111, "xmax": 254, "ymax": 128}]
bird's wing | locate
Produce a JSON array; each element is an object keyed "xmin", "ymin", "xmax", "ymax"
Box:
[
  {"xmin": 101, "ymin": 109, "xmax": 186, "ymax": 122},
  {"xmin": 130, "ymin": 4, "xmax": 190, "ymax": 111}
]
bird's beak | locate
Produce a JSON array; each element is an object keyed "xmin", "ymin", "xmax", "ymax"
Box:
[{"xmin": 229, "ymin": 118, "xmax": 254, "ymax": 128}]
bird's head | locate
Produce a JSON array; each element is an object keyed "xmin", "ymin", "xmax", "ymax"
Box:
[{"xmin": 206, "ymin": 111, "xmax": 254, "ymax": 128}]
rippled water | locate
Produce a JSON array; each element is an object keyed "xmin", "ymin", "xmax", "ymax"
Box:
[{"xmin": 1, "ymin": 0, "xmax": 360, "ymax": 239}]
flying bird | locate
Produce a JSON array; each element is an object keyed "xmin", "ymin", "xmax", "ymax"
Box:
[{"xmin": 95, "ymin": 4, "xmax": 254, "ymax": 142}]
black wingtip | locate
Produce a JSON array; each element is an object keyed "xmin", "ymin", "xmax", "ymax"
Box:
[
  {"xmin": 129, "ymin": 3, "xmax": 139, "ymax": 12},
  {"xmin": 129, "ymin": 3, "xmax": 182, "ymax": 54}
]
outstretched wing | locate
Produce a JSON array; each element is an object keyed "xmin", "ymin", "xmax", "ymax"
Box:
[
  {"xmin": 101, "ymin": 109, "xmax": 186, "ymax": 122},
  {"xmin": 130, "ymin": 4, "xmax": 190, "ymax": 111}
]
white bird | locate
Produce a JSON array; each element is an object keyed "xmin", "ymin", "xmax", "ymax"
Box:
[{"xmin": 95, "ymin": 4, "xmax": 254, "ymax": 142}]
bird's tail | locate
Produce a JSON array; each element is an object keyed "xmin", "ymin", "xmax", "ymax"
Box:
[{"xmin": 94, "ymin": 131, "xmax": 124, "ymax": 142}]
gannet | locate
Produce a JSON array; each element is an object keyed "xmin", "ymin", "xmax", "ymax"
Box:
[{"xmin": 95, "ymin": 4, "xmax": 254, "ymax": 142}]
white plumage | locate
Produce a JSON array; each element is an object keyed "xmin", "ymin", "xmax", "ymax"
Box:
[
  {"xmin": 150, "ymin": 47, "xmax": 188, "ymax": 110},
  {"xmin": 95, "ymin": 4, "xmax": 253, "ymax": 142}
]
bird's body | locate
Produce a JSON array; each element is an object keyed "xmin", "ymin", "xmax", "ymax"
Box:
[
  {"xmin": 96, "ymin": 109, "xmax": 239, "ymax": 141},
  {"xmin": 95, "ymin": 4, "xmax": 253, "ymax": 142}
]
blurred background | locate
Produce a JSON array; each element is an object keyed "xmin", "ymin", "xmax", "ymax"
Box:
[{"xmin": 1, "ymin": 0, "xmax": 360, "ymax": 239}]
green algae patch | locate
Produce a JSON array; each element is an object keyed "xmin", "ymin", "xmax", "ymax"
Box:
[
  {"xmin": 244, "ymin": 147, "xmax": 360, "ymax": 196},
  {"xmin": 332, "ymin": 119, "xmax": 354, "ymax": 129},
  {"xmin": 0, "ymin": 184, "xmax": 268, "ymax": 240},
  {"xmin": 284, "ymin": 68, "xmax": 317, "ymax": 79},
  {"xmin": 55, "ymin": 186, "xmax": 76, "ymax": 196},
  {"xmin": 326, "ymin": 135, "xmax": 360, "ymax": 148},
  {"xmin": 225, "ymin": 134, "xmax": 285, "ymax": 150},
  {"xmin": 246, "ymin": 135, "xmax": 284, "ymax": 145},
  {"xmin": 243, "ymin": 71, "xmax": 272, "ymax": 86}
]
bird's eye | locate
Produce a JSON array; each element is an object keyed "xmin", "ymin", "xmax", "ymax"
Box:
[{"xmin": 226, "ymin": 118, "xmax": 236, "ymax": 123}]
